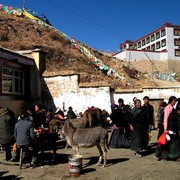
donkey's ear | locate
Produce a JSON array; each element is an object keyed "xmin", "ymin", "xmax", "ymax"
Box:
[{"xmin": 65, "ymin": 120, "xmax": 70, "ymax": 127}]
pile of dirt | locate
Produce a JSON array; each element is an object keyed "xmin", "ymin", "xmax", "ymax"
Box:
[{"xmin": 130, "ymin": 60, "xmax": 180, "ymax": 87}]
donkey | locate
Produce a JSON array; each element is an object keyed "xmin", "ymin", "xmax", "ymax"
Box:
[{"xmin": 62, "ymin": 120, "xmax": 109, "ymax": 167}]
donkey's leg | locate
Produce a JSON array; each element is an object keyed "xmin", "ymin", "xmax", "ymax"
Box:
[
  {"xmin": 96, "ymin": 144, "xmax": 103, "ymax": 166},
  {"xmin": 72, "ymin": 145, "xmax": 80, "ymax": 155},
  {"xmin": 101, "ymin": 143, "xmax": 107, "ymax": 167}
]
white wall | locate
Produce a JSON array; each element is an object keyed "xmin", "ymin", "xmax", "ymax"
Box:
[
  {"xmin": 44, "ymin": 75, "xmax": 180, "ymax": 115},
  {"xmin": 166, "ymin": 27, "xmax": 174, "ymax": 60},
  {"xmin": 114, "ymin": 50, "xmax": 168, "ymax": 61},
  {"xmin": 44, "ymin": 75, "xmax": 112, "ymax": 114},
  {"xmin": 113, "ymin": 87, "xmax": 180, "ymax": 106}
]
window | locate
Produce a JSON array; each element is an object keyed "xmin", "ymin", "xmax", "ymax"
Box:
[
  {"xmin": 174, "ymin": 39, "xmax": 180, "ymax": 46},
  {"xmin": 138, "ymin": 41, "xmax": 141, "ymax": 48},
  {"xmin": 142, "ymin": 39, "xmax": 145, "ymax": 46},
  {"xmin": 133, "ymin": 44, "xmax": 137, "ymax": 49},
  {"xmin": 2, "ymin": 67, "xmax": 24, "ymax": 94},
  {"xmin": 146, "ymin": 46, "xmax": 150, "ymax": 50},
  {"xmin": 175, "ymin": 49, "xmax": 180, "ymax": 56},
  {"xmin": 161, "ymin": 39, "xmax": 166, "ymax": 47},
  {"xmin": 146, "ymin": 37, "xmax": 150, "ymax": 44},
  {"xmin": 151, "ymin": 44, "xmax": 155, "ymax": 51},
  {"xmin": 161, "ymin": 29, "xmax": 166, "ymax": 37},
  {"xmin": 151, "ymin": 34, "xmax": 155, "ymax": 42},
  {"xmin": 156, "ymin": 32, "xmax": 160, "ymax": 39},
  {"xmin": 156, "ymin": 42, "xmax": 161, "ymax": 49},
  {"xmin": 174, "ymin": 29, "xmax": 180, "ymax": 36}
]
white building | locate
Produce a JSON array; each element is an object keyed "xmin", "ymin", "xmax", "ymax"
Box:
[{"xmin": 113, "ymin": 23, "xmax": 180, "ymax": 61}]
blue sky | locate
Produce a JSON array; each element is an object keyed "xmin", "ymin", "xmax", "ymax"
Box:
[{"xmin": 1, "ymin": 0, "xmax": 180, "ymax": 51}]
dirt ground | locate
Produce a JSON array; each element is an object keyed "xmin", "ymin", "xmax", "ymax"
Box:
[{"xmin": 0, "ymin": 130, "xmax": 180, "ymax": 180}]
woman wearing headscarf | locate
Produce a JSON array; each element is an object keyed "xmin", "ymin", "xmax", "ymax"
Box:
[
  {"xmin": 108, "ymin": 104, "xmax": 130, "ymax": 148},
  {"xmin": 155, "ymin": 96, "xmax": 180, "ymax": 161},
  {"xmin": 130, "ymin": 99, "xmax": 149, "ymax": 157}
]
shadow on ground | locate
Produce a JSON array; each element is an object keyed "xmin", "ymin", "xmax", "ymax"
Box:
[
  {"xmin": 142, "ymin": 142, "xmax": 157, "ymax": 156},
  {"xmin": 0, "ymin": 171, "xmax": 22, "ymax": 180},
  {"xmin": 83, "ymin": 156, "xmax": 129, "ymax": 168},
  {"xmin": 39, "ymin": 152, "xmax": 71, "ymax": 166}
]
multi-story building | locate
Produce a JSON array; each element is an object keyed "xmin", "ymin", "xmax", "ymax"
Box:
[{"xmin": 113, "ymin": 23, "xmax": 180, "ymax": 61}]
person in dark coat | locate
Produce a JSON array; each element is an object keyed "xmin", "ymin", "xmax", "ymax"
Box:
[
  {"xmin": 130, "ymin": 99, "xmax": 149, "ymax": 157},
  {"xmin": 66, "ymin": 106, "xmax": 77, "ymax": 119},
  {"xmin": 118, "ymin": 98, "xmax": 131, "ymax": 141},
  {"xmin": 0, "ymin": 107, "xmax": 16, "ymax": 161},
  {"xmin": 143, "ymin": 96, "xmax": 154, "ymax": 131},
  {"xmin": 155, "ymin": 96, "xmax": 180, "ymax": 161},
  {"xmin": 14, "ymin": 111, "xmax": 37, "ymax": 165},
  {"xmin": 14, "ymin": 112, "xmax": 36, "ymax": 146},
  {"xmin": 157, "ymin": 102, "xmax": 167, "ymax": 139},
  {"xmin": 176, "ymin": 98, "xmax": 180, "ymax": 132},
  {"xmin": 33, "ymin": 104, "xmax": 45, "ymax": 129},
  {"xmin": 108, "ymin": 104, "xmax": 130, "ymax": 148}
]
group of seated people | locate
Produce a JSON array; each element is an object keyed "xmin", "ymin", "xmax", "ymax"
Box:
[{"xmin": 0, "ymin": 104, "xmax": 78, "ymax": 167}]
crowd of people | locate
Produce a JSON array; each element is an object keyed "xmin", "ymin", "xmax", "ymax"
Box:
[
  {"xmin": 0, "ymin": 103, "xmax": 77, "ymax": 166},
  {"xmin": 0, "ymin": 95, "xmax": 180, "ymax": 168},
  {"xmin": 108, "ymin": 96, "xmax": 180, "ymax": 161}
]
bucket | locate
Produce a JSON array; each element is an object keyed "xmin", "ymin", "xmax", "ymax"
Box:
[{"xmin": 68, "ymin": 155, "xmax": 83, "ymax": 176}]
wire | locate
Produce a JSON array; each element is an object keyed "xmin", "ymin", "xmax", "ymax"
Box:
[{"xmin": 45, "ymin": 0, "xmax": 129, "ymax": 40}]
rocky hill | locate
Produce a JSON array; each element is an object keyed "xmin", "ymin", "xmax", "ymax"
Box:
[{"xmin": 0, "ymin": 9, "xmax": 178, "ymax": 89}]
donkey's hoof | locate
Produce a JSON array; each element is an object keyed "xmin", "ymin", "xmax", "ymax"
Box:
[{"xmin": 96, "ymin": 163, "xmax": 101, "ymax": 166}]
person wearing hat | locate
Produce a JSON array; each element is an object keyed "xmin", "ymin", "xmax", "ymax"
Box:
[
  {"xmin": 155, "ymin": 96, "xmax": 180, "ymax": 161},
  {"xmin": 157, "ymin": 102, "xmax": 167, "ymax": 139},
  {"xmin": 0, "ymin": 107, "xmax": 16, "ymax": 161},
  {"xmin": 14, "ymin": 111, "xmax": 37, "ymax": 166},
  {"xmin": 108, "ymin": 103, "xmax": 130, "ymax": 148},
  {"xmin": 66, "ymin": 106, "xmax": 77, "ymax": 119}
]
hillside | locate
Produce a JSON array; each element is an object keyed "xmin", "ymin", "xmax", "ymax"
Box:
[{"xmin": 0, "ymin": 9, "xmax": 178, "ymax": 89}]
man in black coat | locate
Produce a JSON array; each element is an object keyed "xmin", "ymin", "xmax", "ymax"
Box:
[
  {"xmin": 143, "ymin": 96, "xmax": 154, "ymax": 130},
  {"xmin": 0, "ymin": 107, "xmax": 16, "ymax": 161}
]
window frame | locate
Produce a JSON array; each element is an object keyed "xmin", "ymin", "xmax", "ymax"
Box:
[
  {"xmin": 146, "ymin": 46, "xmax": 150, "ymax": 50},
  {"xmin": 151, "ymin": 34, "xmax": 155, "ymax": 42},
  {"xmin": 146, "ymin": 37, "xmax": 150, "ymax": 44},
  {"xmin": 2, "ymin": 67, "xmax": 24, "ymax": 95},
  {"xmin": 138, "ymin": 41, "xmax": 141, "ymax": 48},
  {"xmin": 151, "ymin": 44, "xmax": 155, "ymax": 51},
  {"xmin": 156, "ymin": 31, "xmax": 160, "ymax": 39},
  {"xmin": 174, "ymin": 28, "xmax": 180, "ymax": 36},
  {"xmin": 174, "ymin": 39, "xmax": 180, "ymax": 46},
  {"xmin": 175, "ymin": 49, "xmax": 180, "ymax": 56},
  {"xmin": 156, "ymin": 42, "xmax": 161, "ymax": 49},
  {"xmin": 161, "ymin": 39, "xmax": 166, "ymax": 47},
  {"xmin": 142, "ymin": 39, "xmax": 145, "ymax": 46},
  {"xmin": 161, "ymin": 29, "xmax": 166, "ymax": 37}
]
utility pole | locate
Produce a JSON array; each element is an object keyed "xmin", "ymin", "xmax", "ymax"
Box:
[{"xmin": 23, "ymin": 0, "xmax": 26, "ymax": 10}]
